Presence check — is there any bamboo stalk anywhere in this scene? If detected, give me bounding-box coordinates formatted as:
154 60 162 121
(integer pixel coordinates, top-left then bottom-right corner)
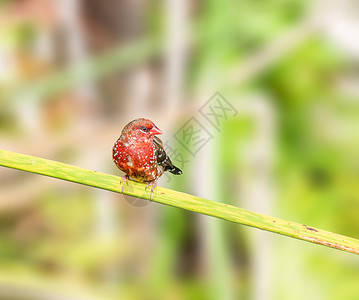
1 149 359 255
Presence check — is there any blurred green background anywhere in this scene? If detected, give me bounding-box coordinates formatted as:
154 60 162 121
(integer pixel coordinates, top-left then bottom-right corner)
1 0 359 299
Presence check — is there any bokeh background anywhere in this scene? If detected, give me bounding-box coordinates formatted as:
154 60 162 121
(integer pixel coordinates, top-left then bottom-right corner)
1 0 359 299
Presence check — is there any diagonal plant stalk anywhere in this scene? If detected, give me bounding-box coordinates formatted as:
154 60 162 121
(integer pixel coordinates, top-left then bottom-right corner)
1 149 359 255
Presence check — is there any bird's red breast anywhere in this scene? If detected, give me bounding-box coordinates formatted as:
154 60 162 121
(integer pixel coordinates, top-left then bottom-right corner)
113 118 168 183
113 136 162 182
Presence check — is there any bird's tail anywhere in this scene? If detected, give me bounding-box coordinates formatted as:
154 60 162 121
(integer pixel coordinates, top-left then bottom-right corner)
168 165 182 175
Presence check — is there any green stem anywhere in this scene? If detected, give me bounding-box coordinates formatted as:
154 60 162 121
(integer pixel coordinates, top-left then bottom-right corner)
1 149 359 255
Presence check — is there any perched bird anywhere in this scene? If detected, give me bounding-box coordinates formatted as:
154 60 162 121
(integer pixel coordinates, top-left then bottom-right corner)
113 118 182 200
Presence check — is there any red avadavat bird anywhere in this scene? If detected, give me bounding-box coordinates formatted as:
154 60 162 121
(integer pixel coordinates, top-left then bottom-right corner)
113 118 182 200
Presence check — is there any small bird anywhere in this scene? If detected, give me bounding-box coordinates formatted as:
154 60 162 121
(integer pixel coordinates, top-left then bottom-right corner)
113 118 182 200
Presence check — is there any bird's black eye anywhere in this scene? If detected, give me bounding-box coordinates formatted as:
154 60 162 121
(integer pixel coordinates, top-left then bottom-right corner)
140 126 149 132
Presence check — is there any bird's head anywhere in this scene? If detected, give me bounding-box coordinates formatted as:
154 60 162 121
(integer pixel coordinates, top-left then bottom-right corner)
121 118 162 144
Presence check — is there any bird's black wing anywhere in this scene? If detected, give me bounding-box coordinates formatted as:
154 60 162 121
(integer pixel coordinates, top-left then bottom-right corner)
153 136 182 175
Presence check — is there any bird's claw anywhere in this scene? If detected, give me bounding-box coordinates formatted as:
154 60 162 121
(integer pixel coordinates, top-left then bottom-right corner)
120 175 129 194
145 180 157 201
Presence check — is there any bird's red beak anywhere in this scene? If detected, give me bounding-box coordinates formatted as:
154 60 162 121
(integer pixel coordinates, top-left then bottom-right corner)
150 126 162 135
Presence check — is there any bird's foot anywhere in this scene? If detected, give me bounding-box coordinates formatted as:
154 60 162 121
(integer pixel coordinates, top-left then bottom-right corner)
120 175 129 193
145 180 157 201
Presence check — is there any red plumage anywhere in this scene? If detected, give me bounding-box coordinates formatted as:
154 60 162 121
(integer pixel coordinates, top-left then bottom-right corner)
113 118 182 200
